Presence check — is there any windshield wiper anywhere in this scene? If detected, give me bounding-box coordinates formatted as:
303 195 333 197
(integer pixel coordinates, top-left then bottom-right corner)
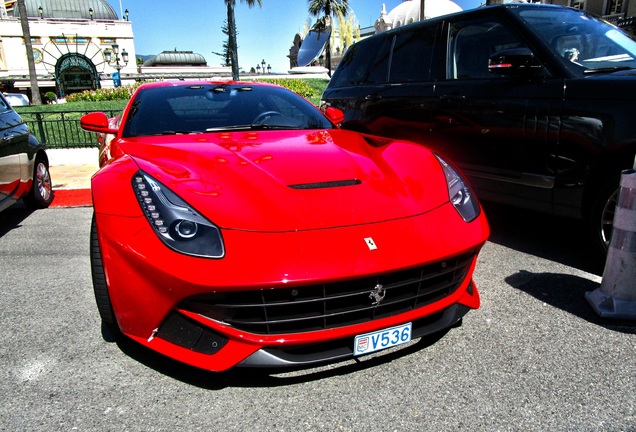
253 124 300 130
205 125 257 132
583 66 634 74
145 130 201 136
205 124 300 132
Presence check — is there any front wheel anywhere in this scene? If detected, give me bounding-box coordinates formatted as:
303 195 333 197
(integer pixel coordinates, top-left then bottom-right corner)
588 178 619 259
90 213 120 338
22 155 53 209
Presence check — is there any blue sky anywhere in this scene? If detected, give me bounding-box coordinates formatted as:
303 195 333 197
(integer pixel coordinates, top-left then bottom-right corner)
106 0 482 73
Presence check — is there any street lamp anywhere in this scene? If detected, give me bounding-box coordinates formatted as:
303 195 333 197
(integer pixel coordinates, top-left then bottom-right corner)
261 59 266 73
256 64 261 74
267 64 271 74
104 43 129 87
104 44 129 66
38 5 43 19
124 9 129 21
89 8 93 20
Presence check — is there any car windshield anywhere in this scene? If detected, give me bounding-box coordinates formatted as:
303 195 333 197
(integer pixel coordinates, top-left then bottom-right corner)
515 7 636 73
4 94 29 106
121 84 333 138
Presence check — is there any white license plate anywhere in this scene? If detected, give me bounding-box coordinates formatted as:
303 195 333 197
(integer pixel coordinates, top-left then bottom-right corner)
354 322 412 356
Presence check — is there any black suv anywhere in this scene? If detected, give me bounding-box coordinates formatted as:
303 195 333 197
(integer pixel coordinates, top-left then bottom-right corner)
321 4 636 256
0 93 52 212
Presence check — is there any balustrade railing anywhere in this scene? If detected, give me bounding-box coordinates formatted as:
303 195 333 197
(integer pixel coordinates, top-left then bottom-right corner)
16 109 121 149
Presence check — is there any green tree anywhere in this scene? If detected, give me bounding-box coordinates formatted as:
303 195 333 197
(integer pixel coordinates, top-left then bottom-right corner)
307 0 349 76
334 8 358 55
212 20 232 67
226 0 262 80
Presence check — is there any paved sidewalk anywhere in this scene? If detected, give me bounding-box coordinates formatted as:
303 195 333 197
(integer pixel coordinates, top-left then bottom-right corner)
47 148 98 190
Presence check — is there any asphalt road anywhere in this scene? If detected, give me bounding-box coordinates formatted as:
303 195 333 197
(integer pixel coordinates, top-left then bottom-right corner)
1 205 634 431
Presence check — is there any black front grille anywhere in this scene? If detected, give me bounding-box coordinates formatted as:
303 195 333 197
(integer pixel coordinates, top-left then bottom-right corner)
182 251 475 335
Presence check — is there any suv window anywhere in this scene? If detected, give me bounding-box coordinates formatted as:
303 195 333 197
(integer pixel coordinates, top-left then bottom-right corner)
515 7 636 72
330 34 393 87
389 25 438 83
447 18 528 80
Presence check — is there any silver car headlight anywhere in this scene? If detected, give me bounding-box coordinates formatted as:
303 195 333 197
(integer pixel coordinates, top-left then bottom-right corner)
435 155 481 223
132 171 225 258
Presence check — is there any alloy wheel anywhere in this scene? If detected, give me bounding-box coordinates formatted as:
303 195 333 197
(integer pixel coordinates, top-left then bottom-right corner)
35 161 52 202
600 188 618 248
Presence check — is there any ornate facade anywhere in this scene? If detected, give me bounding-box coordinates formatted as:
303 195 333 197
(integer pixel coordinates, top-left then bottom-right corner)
0 0 230 100
0 0 136 97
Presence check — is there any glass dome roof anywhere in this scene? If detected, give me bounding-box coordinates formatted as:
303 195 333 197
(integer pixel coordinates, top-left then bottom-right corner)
15 0 119 20
143 51 208 67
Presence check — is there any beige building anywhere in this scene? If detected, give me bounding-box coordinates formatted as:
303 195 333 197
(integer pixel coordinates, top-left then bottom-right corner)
374 0 462 33
0 0 137 97
376 0 636 30
0 0 230 100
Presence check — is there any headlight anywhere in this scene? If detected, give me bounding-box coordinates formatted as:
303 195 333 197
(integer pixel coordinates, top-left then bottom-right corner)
132 171 225 258
435 155 480 222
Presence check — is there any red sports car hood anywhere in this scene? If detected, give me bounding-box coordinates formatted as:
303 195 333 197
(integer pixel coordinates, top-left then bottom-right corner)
120 129 450 232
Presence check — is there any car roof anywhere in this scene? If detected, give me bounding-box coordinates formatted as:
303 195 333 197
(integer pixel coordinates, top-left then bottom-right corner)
3 93 29 104
135 80 281 91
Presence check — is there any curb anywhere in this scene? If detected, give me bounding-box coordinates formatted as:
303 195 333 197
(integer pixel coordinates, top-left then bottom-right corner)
50 188 93 208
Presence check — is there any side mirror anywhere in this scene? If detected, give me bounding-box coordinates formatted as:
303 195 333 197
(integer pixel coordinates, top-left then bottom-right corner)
324 106 345 125
488 48 543 77
80 112 119 134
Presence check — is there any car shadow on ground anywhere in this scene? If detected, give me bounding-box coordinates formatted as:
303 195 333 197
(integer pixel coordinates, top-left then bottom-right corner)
111 326 453 389
484 203 636 334
505 270 636 335
0 204 34 238
482 202 605 275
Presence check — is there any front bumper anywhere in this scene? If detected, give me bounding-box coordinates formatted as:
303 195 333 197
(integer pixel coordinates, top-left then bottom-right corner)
238 303 472 368
96 202 488 372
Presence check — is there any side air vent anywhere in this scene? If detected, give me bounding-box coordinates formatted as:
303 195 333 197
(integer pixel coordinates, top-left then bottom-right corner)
288 179 361 190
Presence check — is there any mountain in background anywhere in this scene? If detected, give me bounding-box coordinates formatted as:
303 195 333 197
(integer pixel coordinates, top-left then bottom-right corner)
135 54 155 64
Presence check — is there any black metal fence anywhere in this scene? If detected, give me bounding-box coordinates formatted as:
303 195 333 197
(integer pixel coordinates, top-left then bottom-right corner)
17 109 121 149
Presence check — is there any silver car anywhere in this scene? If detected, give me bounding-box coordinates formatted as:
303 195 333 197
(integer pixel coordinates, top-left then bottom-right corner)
0 93 52 212
3 93 30 107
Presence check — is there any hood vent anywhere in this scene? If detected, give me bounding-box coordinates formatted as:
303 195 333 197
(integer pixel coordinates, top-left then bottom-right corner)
288 179 361 190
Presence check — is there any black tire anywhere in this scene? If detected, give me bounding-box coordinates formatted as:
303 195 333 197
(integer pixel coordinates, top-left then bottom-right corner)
90 213 120 336
587 177 619 259
22 154 53 209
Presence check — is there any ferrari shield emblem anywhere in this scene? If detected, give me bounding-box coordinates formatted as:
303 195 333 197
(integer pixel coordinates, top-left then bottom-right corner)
364 237 377 250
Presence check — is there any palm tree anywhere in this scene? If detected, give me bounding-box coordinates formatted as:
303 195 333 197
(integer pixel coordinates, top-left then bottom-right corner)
226 0 262 80
307 0 349 76
16 0 42 104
